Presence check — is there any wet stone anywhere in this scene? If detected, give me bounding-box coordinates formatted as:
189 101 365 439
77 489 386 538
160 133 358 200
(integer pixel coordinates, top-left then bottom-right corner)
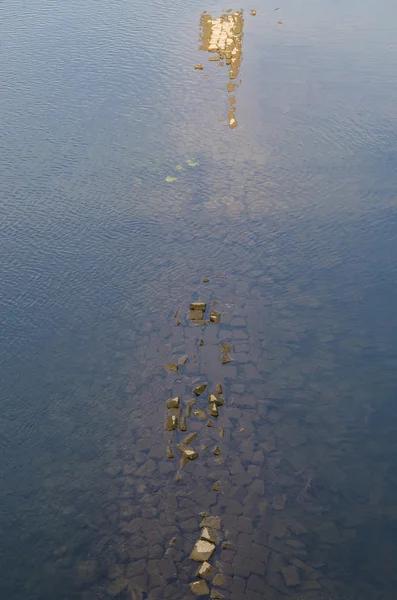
188 310 204 321
165 415 178 431
191 302 207 311
167 396 180 409
181 517 199 533
213 445 221 455
207 420 213 427
210 590 224 599
108 564 124 580
190 580 210 595
247 573 267 594
213 480 221 491
209 403 219 418
237 516 252 534
209 393 224 406
201 526 222 545
184 432 198 444
282 565 300 587
107 578 129 596
220 343 232 352
210 310 222 323
212 573 231 589
194 383 208 396
194 408 207 419
215 384 223 394
196 561 214 579
190 539 216 562
165 363 178 372
200 515 222 530
178 355 189 366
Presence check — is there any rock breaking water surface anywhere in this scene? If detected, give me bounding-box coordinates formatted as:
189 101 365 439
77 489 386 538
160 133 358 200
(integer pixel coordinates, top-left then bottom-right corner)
1 0 397 598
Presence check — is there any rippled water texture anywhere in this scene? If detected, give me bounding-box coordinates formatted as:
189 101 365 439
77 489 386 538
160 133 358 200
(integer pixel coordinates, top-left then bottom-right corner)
1 0 397 598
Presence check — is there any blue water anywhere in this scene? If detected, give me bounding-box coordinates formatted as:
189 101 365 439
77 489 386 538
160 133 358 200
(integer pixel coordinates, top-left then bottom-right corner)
1 0 397 598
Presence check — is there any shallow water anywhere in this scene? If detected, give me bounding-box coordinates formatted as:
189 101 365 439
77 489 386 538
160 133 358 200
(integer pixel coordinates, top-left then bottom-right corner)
1 0 397 598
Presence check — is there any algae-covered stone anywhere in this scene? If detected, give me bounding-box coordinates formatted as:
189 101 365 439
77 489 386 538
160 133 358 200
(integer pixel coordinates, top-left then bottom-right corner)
202 278 210 283
165 363 178 372
191 302 207 311
196 561 214 579
167 396 180 409
194 383 207 396
209 393 224 406
209 403 219 418
200 516 221 530
210 310 221 323
221 354 232 364
190 540 216 562
201 526 222 545
215 384 223 394
190 580 210 595
167 446 174 459
188 310 204 321
183 432 198 444
213 445 221 456
178 355 189 366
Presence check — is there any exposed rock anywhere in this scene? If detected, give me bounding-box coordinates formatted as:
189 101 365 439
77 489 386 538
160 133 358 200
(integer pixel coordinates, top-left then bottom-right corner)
183 432 198 444
195 64 204 70
200 516 221 530
221 541 231 549
221 353 232 364
210 590 224 599
191 302 207 311
167 446 174 459
196 561 214 579
188 310 204 320
251 9 257 15
176 319 181 325
219 426 225 439
199 339 204 346
177 444 198 460
209 393 224 406
209 403 219 418
179 416 187 431
164 363 178 372
210 310 222 323
190 580 210 595
165 415 178 431
194 383 208 396
167 396 180 409
213 481 221 491
201 526 222 545
282 565 300 587
213 445 221 455
178 355 189 366
169 537 177 546
215 383 223 394
190 539 216 561
194 408 207 419
212 573 230 588
202 278 210 282
207 419 213 427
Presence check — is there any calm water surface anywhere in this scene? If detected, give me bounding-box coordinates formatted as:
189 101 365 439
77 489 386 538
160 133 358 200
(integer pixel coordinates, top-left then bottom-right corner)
1 0 397 598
